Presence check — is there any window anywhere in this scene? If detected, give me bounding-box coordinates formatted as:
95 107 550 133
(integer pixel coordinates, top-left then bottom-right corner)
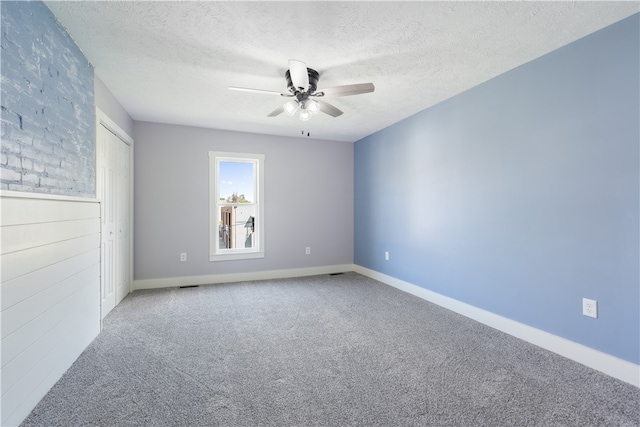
209 152 264 261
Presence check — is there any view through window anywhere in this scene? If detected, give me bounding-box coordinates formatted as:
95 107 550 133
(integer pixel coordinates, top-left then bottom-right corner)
209 152 264 261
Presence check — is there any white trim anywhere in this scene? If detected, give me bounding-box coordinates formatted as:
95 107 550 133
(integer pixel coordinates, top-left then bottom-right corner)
0 189 98 204
96 107 133 146
354 265 640 388
133 264 354 291
209 251 265 262
209 151 265 261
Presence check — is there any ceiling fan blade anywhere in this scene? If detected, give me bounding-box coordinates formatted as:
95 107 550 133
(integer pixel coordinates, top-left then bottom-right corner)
267 105 285 117
229 87 292 96
317 100 343 117
289 59 309 92
314 83 375 98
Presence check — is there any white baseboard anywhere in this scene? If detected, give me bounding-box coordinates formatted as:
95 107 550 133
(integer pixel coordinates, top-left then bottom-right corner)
133 264 354 291
353 265 640 388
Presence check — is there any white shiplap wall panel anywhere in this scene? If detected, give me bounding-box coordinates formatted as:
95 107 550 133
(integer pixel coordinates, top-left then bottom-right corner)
1 196 98 226
1 265 99 339
3 311 98 427
1 248 100 311
1 217 100 255
8 320 98 427
1 234 99 283
1 281 99 395
1 277 99 366
0 192 101 426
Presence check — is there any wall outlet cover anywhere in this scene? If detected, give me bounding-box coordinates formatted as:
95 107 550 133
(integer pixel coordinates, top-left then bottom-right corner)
583 298 597 318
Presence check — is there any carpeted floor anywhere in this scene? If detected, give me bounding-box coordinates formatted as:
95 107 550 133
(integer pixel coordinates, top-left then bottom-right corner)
21 272 640 426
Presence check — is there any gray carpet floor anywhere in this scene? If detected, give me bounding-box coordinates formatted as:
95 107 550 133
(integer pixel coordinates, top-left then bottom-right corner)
21 272 640 426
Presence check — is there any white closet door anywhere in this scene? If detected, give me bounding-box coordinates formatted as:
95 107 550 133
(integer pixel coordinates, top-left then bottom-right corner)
97 123 131 319
116 135 130 305
97 124 116 318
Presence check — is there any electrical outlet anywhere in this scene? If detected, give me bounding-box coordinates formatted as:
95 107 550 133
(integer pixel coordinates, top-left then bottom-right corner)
180 252 187 262
583 298 597 318
384 251 390 261
305 247 311 255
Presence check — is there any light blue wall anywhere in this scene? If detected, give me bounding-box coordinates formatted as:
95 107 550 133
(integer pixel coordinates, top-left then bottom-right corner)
1 1 95 197
354 14 639 364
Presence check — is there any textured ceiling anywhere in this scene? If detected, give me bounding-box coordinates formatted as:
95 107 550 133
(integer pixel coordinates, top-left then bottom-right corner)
45 1 638 142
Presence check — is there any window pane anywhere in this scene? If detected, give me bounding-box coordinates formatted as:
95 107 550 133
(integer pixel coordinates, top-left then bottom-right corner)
218 205 257 250
210 151 264 262
219 161 254 203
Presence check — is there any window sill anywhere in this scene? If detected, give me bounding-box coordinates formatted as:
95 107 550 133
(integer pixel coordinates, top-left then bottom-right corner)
209 251 265 262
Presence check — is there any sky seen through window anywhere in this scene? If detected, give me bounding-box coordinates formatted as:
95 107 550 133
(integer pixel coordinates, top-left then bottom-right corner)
219 161 254 202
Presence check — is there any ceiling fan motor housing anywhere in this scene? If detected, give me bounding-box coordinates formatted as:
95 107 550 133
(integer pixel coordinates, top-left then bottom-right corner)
286 68 319 95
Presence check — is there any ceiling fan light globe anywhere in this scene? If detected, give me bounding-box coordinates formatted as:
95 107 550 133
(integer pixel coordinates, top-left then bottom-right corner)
307 100 320 115
299 109 312 121
284 100 299 116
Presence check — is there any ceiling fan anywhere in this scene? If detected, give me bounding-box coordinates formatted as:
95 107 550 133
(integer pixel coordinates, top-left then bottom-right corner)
229 59 375 121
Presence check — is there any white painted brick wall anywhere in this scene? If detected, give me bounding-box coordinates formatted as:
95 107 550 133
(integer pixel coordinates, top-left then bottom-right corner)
0 1 95 197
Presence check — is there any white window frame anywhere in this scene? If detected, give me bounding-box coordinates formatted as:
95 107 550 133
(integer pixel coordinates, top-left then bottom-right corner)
209 151 265 262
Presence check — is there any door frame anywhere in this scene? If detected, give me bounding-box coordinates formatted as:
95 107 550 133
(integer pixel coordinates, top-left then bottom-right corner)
96 108 134 325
